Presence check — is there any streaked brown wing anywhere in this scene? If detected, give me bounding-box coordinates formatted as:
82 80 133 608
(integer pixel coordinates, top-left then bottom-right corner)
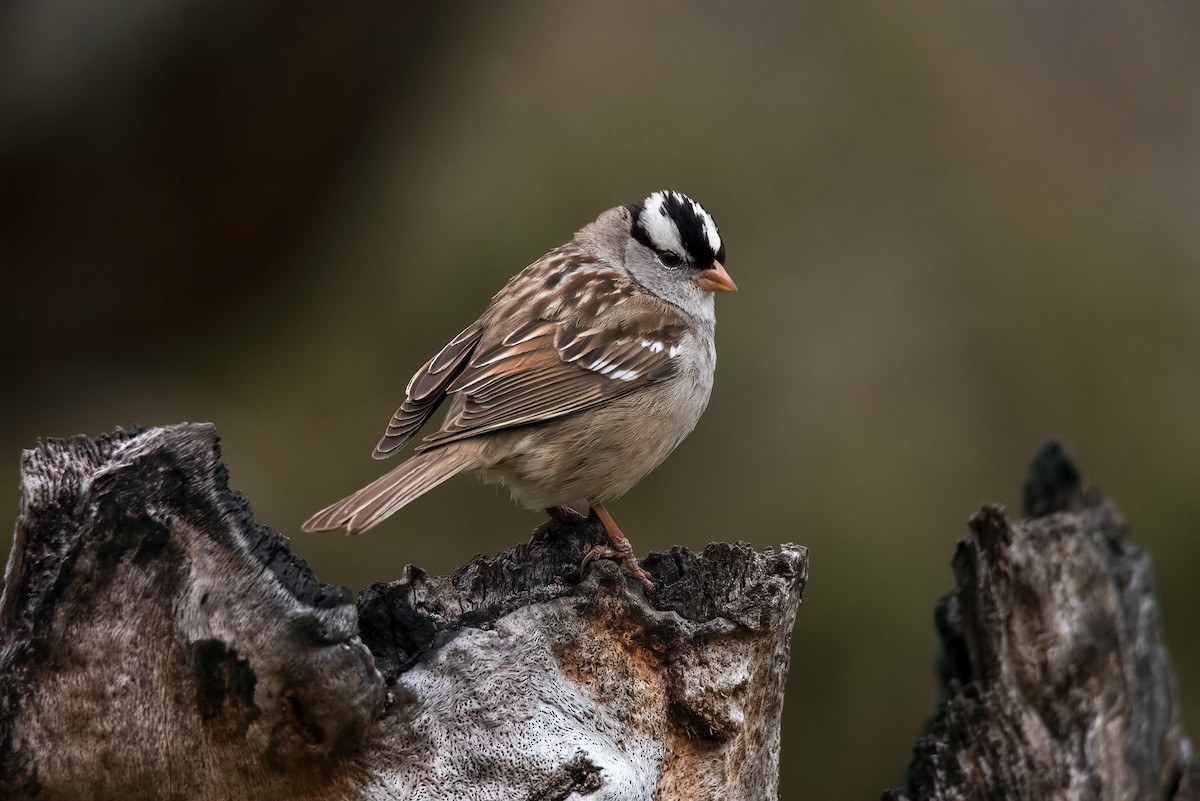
372 321 484 459
417 310 688 450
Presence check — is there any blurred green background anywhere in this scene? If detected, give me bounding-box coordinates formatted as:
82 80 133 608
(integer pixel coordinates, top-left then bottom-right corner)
2 2 1196 798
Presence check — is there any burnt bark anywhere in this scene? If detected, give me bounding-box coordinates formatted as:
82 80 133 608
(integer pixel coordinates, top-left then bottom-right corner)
0 424 806 800
2 426 1193 800
887 441 1196 801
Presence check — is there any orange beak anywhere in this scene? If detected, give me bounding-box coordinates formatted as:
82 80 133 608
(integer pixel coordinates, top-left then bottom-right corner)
697 260 737 293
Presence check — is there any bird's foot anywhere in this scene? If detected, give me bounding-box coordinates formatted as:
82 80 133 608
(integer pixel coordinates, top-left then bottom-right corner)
580 538 654 591
529 505 588 544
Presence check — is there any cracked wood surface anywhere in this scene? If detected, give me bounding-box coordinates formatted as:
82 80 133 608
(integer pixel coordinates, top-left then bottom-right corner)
2 426 1193 800
887 442 1196 801
0 424 806 801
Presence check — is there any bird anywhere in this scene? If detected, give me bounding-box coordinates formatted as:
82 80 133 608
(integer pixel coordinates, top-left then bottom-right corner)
302 190 736 589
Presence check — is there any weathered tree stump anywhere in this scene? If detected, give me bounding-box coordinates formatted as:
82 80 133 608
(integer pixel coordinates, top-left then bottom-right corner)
887 441 1197 801
2 426 1194 800
0 424 807 800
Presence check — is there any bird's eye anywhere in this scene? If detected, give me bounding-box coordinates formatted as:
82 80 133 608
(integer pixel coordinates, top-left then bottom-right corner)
657 250 683 269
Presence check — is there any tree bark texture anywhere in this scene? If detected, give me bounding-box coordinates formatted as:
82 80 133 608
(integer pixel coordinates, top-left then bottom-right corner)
2 427 1194 800
0 424 807 800
887 441 1197 801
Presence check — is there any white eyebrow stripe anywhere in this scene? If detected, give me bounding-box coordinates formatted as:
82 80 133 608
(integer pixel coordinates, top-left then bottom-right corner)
640 192 684 255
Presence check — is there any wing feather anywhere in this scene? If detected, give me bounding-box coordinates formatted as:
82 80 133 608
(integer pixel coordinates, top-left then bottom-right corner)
417 301 690 450
372 321 484 459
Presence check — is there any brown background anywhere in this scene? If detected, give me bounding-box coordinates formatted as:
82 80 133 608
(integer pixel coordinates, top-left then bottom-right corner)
2 3 1196 799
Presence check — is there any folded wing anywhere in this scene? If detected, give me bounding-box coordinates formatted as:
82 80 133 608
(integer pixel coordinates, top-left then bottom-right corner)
373 321 484 459
418 303 689 450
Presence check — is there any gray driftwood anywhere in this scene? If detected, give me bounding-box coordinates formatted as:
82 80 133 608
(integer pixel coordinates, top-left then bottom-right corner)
0 424 807 800
887 441 1197 801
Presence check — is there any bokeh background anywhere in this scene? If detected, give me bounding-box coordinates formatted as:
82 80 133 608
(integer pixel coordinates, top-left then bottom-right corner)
2 3 1196 798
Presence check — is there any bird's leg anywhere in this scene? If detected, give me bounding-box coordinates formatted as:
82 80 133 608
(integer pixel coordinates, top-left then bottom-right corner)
529 505 587 543
580 501 654 590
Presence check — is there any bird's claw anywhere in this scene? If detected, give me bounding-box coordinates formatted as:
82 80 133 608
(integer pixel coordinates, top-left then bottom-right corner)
580 540 654 591
529 505 588 544
529 520 557 544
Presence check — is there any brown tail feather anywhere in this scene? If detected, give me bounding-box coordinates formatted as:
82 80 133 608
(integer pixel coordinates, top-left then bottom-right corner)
302 445 479 534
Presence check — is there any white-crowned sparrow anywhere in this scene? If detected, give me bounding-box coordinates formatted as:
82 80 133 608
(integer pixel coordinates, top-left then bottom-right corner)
303 190 735 588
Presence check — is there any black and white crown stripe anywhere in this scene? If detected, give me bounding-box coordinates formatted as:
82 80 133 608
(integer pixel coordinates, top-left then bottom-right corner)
629 190 726 268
